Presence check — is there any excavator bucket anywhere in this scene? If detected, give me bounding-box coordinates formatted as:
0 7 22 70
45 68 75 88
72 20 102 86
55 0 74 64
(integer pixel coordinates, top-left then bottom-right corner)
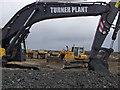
88 48 113 73
88 57 109 73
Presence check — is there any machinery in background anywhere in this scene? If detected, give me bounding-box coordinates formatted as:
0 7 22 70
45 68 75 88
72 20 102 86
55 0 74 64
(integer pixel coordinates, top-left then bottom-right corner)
58 45 88 68
26 50 38 59
26 50 48 59
26 40 48 59
38 50 48 59
59 45 88 61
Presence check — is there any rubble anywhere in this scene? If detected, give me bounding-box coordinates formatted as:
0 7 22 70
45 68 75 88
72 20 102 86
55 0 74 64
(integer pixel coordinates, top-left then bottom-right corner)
2 68 119 88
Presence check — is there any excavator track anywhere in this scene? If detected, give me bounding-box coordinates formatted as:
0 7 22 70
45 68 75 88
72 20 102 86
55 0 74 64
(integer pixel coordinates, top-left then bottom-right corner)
47 56 89 69
63 59 89 69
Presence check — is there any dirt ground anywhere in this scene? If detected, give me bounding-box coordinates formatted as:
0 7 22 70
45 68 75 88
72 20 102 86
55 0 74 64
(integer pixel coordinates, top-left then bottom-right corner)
1 54 120 89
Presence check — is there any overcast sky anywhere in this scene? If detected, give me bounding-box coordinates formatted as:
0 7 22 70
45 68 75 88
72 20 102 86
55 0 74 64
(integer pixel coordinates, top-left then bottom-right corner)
0 0 119 51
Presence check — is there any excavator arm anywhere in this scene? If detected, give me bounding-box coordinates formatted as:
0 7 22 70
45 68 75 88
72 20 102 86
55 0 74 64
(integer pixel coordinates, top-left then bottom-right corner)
0 1 119 72
2 2 110 41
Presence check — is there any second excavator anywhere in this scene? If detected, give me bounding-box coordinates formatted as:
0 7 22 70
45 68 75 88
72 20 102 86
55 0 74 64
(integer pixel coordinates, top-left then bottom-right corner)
58 45 88 68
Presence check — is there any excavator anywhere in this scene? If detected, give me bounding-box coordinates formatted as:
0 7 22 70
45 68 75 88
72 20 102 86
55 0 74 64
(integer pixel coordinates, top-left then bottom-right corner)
59 45 88 61
57 45 88 68
0 0 120 73
58 44 88 61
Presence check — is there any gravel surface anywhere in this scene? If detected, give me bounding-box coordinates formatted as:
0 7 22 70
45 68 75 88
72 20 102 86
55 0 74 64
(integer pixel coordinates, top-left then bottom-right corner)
2 55 120 89
2 68 120 88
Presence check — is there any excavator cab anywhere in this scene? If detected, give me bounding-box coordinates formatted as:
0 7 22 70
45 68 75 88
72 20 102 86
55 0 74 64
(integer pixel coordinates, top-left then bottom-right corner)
10 41 26 61
72 46 84 56
2 41 26 62
71 46 88 60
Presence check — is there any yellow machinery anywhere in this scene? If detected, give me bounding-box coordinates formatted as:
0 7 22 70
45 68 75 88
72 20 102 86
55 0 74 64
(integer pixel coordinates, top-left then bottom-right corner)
58 45 88 68
26 40 38 59
26 50 38 59
59 45 88 61
0 28 6 59
0 45 6 59
26 40 48 59
38 50 48 59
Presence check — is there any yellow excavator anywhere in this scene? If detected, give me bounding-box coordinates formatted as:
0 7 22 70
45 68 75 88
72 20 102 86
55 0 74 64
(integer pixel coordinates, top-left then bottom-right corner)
58 44 88 68
59 44 88 61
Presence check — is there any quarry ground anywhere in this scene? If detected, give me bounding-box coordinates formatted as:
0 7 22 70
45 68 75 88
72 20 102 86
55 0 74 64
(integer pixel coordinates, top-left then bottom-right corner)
1 53 120 89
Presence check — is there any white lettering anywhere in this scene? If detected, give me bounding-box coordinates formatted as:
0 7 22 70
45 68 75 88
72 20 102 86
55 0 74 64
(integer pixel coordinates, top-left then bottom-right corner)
72 7 75 13
50 7 54 13
50 7 88 13
72 7 88 13
84 7 88 12
50 7 71 13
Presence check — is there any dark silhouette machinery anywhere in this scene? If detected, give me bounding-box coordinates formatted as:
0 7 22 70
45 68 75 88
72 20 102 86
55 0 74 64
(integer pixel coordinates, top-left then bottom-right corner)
0 0 120 72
